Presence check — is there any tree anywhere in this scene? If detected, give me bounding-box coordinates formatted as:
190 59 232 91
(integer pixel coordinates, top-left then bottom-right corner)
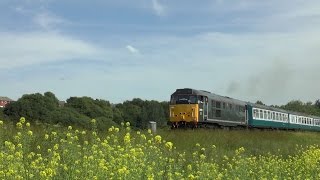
4 92 60 122
316 99 320 109
65 97 113 119
256 100 265 105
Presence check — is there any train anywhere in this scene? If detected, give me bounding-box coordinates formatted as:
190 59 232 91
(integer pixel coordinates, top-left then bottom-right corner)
169 88 320 131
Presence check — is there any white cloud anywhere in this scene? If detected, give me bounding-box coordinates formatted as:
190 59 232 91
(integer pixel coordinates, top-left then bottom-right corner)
126 45 139 54
0 32 101 69
152 0 166 16
33 12 66 30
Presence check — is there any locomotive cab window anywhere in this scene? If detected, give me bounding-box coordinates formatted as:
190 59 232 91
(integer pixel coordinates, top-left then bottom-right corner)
170 95 198 104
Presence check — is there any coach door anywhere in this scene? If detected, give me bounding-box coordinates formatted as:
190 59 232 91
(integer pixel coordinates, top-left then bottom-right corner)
199 96 208 121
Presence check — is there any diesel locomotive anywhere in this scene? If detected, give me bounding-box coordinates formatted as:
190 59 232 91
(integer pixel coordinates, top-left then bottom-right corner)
169 88 320 131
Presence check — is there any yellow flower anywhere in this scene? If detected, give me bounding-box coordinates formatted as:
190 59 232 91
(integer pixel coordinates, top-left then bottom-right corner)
26 122 30 127
0 121 3 126
19 117 26 123
165 142 174 151
54 144 59 150
126 122 130 126
68 126 72 130
91 119 96 124
200 154 206 160
16 122 23 129
155 135 162 143
124 133 131 144
27 130 33 136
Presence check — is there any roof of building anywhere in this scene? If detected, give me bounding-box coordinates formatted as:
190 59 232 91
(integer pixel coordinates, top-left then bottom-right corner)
0 96 14 101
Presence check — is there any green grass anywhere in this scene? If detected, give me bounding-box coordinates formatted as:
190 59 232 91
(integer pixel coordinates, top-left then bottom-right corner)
158 128 320 162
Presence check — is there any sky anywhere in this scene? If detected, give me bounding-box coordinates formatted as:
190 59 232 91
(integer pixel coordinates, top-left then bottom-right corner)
1 0 320 105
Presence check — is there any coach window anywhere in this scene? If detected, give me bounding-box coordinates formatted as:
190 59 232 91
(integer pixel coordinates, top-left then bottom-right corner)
222 102 226 109
259 110 263 119
267 111 271 120
304 117 307 124
255 109 259 119
253 109 257 118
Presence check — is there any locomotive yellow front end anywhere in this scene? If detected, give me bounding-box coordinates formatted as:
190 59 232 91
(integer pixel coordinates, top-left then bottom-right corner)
169 104 199 125
169 88 201 127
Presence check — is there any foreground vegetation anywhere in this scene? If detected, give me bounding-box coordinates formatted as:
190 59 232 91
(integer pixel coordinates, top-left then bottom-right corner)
1 117 320 179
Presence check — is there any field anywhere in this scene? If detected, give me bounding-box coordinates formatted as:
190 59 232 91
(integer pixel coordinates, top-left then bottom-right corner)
1 118 320 179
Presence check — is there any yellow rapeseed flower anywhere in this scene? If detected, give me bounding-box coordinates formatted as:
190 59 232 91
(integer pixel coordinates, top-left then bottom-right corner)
19 117 26 123
155 135 162 143
91 119 96 124
16 122 23 129
27 130 33 136
165 142 174 151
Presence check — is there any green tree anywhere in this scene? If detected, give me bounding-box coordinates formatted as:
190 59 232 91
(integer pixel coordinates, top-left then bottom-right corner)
256 100 265 105
65 97 113 119
4 92 59 122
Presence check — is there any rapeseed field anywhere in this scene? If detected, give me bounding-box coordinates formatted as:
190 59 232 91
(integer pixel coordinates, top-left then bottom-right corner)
1 117 320 179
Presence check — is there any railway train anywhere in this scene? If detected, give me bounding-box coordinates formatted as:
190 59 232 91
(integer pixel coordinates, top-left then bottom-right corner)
169 88 320 131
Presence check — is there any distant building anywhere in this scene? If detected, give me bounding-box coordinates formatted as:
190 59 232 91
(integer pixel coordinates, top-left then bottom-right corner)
0 96 14 108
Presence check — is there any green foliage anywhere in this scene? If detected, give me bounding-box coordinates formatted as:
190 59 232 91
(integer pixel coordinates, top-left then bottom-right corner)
95 116 118 131
315 99 320 109
256 100 265 105
112 107 124 124
4 92 59 122
116 98 169 129
0 108 4 120
65 97 113 119
44 107 91 127
281 100 320 116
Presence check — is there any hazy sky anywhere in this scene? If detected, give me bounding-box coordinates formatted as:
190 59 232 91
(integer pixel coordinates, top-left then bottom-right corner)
1 0 320 105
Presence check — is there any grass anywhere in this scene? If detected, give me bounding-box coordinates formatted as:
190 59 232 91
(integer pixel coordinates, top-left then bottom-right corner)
158 128 320 162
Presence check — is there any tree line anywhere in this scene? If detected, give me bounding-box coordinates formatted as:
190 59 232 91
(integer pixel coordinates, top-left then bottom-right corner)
0 92 169 130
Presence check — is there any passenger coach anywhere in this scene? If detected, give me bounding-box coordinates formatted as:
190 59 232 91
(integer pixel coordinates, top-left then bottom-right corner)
169 88 320 131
